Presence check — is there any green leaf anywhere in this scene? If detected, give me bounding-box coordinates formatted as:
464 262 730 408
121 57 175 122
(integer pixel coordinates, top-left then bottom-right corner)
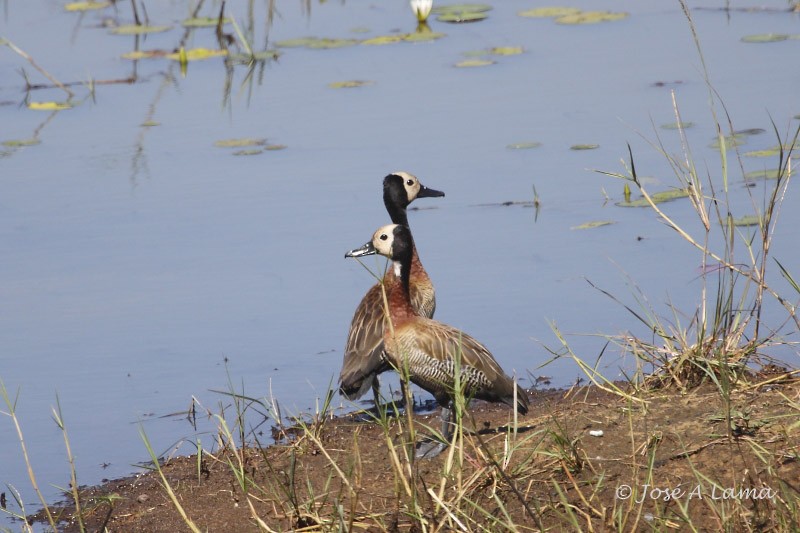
64 1 110 11
571 220 615 230
328 80 374 89
455 58 494 67
555 11 629 24
570 144 599 150
181 17 232 28
110 24 173 35
519 7 581 18
660 121 694 130
741 33 789 43
214 138 267 148
507 142 542 150
2 138 41 147
731 215 760 227
616 188 689 207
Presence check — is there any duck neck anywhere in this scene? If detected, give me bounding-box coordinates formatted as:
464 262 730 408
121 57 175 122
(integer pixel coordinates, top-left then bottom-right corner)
387 257 415 323
385 199 410 227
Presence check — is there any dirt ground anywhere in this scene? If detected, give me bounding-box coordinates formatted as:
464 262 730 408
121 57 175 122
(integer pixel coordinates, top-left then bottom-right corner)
29 375 800 532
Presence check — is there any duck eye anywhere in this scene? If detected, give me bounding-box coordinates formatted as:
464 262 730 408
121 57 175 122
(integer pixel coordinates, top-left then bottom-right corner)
380 234 388 241
406 179 414 186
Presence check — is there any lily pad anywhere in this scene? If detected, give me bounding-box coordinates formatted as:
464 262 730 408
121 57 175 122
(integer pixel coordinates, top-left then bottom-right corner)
166 48 228 61
121 50 169 60
328 80 374 89
734 128 766 136
744 169 785 180
455 58 494 67
732 215 760 227
361 35 405 45
265 144 287 151
709 134 747 149
616 188 690 207
572 220 615 230
27 101 72 111
555 11 629 24
307 38 360 49
518 7 581 18
214 138 267 148
110 24 173 35
2 138 41 147
228 51 281 64
438 11 488 23
570 144 599 150
432 4 492 14
741 33 789 43
661 121 694 130
65 1 110 11
488 46 524 56
403 31 447 43
141 120 160 127
275 37 359 49
232 149 264 156
181 17 232 27
507 142 542 150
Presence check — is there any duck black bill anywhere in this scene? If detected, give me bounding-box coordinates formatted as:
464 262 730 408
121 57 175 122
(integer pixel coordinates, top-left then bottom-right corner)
416 185 445 198
345 241 377 258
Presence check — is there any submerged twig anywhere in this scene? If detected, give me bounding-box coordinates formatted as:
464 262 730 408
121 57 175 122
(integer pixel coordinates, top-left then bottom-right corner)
3 39 74 98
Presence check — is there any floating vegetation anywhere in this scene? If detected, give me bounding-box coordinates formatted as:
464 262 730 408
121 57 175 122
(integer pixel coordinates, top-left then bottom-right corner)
732 215 760 227
2 138 41 147
709 133 748 149
507 142 542 150
433 4 491 23
228 51 281 64
741 33 789 43
570 144 599 150
64 1 110 11
110 24 173 35
361 35 405 45
572 220 615 230
181 17 232 28
744 168 784 180
328 80 374 89
275 37 359 49
214 138 268 148
555 11 629 24
402 31 446 43
488 46 523 56
661 121 694 130
350 27 371 34
616 188 690 207
141 121 160 127
27 101 73 111
265 144 287 151
232 149 264 156
455 58 494 67
121 50 169 60
518 7 581 18
734 128 766 136
166 48 228 61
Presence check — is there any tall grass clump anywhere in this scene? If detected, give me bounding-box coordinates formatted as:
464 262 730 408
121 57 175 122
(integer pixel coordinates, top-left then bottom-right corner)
588 0 799 395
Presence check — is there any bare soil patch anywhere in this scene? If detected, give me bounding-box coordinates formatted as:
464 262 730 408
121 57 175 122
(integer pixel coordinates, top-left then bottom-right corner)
33 377 800 532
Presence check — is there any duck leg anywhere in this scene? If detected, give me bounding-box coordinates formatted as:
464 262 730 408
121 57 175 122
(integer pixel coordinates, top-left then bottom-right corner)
415 404 454 459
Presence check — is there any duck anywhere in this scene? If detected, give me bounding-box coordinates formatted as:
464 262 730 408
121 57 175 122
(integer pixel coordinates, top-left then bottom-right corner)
345 223 529 458
339 172 445 406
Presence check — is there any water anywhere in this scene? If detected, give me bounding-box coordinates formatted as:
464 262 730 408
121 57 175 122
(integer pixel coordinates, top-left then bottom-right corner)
1 0 799 524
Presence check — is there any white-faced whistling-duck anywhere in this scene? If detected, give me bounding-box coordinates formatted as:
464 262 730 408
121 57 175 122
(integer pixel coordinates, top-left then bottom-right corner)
339 172 445 407
345 224 529 458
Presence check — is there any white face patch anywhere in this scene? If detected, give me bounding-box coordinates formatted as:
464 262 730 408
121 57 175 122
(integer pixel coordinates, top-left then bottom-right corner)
393 261 402 277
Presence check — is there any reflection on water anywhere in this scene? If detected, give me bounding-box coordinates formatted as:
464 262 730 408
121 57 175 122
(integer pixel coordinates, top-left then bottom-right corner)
1 0 799 522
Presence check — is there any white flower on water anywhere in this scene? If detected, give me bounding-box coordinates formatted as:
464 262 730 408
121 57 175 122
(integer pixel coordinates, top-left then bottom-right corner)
410 0 433 22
